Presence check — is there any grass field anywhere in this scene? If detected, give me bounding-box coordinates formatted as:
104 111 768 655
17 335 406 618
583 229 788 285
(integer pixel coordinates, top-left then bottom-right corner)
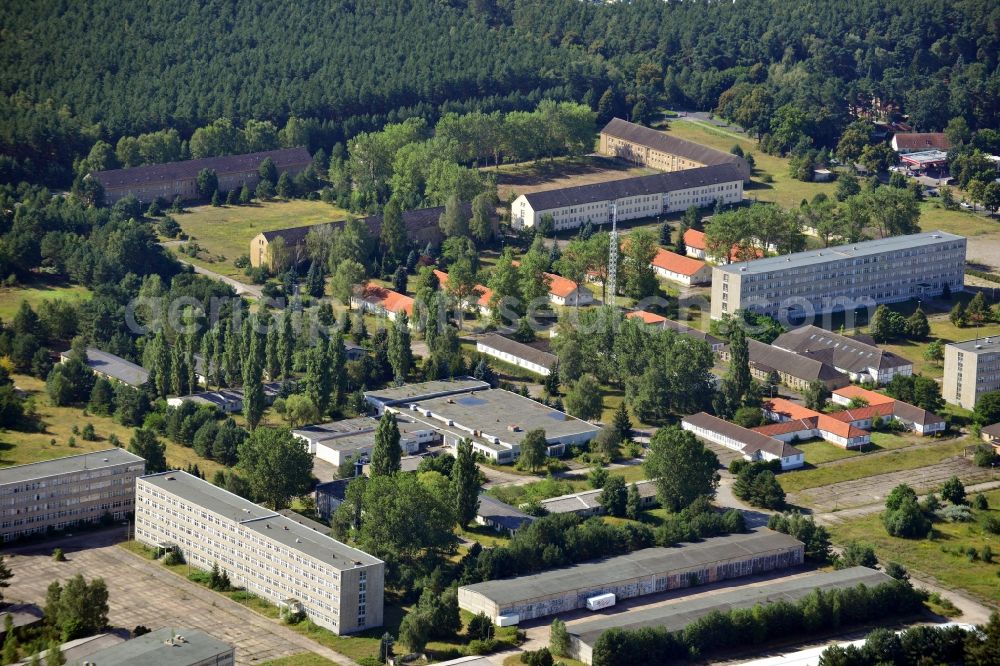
796 432 931 466
919 201 1000 238
0 374 225 477
778 439 968 494
168 199 348 279
0 279 91 321
661 120 837 209
264 655 339 666
828 488 1000 603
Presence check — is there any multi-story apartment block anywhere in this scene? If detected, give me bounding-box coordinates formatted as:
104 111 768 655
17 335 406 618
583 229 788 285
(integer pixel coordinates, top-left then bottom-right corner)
0 449 145 543
598 118 752 180
710 231 966 320
511 164 744 232
944 336 1000 411
135 471 384 635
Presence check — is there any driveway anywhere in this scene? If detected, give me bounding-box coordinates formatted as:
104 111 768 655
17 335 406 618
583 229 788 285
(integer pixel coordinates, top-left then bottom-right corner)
3 529 358 666
175 256 263 299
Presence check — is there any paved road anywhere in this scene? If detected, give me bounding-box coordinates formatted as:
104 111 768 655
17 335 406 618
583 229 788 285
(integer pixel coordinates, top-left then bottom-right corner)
174 255 264 299
3 529 359 666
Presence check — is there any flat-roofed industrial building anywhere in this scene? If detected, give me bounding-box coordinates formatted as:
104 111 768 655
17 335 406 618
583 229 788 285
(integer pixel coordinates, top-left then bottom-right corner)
1 449 145 543
457 530 803 624
710 231 966 320
135 471 384 635
566 566 892 664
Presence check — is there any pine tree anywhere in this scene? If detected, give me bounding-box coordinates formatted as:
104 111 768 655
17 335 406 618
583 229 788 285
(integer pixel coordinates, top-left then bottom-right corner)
612 402 633 442
949 301 967 327
211 189 221 206
451 439 480 528
239 183 252 205
0 557 13 603
967 292 988 324
905 307 930 340
276 171 293 199
543 363 560 396
370 411 401 477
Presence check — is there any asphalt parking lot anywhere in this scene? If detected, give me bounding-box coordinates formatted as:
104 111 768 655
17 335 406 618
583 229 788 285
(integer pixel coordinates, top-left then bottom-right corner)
2 529 355 665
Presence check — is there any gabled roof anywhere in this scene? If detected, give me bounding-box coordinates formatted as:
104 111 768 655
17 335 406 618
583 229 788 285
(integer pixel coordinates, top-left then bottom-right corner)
773 325 912 374
600 118 751 179
982 423 1000 438
478 334 557 369
832 385 896 406
651 248 707 276
357 285 414 316
744 339 848 384
545 272 583 299
891 401 945 426
477 493 535 532
684 228 706 250
826 403 895 423
763 397 820 422
892 132 951 151
683 411 802 460
521 163 745 211
627 310 667 325
92 147 311 190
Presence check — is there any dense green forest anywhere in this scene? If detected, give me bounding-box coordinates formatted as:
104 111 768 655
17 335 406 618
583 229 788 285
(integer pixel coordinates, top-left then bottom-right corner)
1 0 998 186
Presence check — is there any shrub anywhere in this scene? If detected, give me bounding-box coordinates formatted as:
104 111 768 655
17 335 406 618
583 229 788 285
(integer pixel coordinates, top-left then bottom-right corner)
985 515 1000 534
936 504 974 523
52 548 65 562
973 493 989 510
163 549 185 566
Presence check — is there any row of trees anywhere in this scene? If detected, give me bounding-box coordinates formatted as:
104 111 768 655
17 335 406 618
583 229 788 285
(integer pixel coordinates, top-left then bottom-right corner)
590 578 925 665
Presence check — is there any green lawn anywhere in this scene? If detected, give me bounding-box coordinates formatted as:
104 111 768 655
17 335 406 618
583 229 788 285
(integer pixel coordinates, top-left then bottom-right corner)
168 199 348 279
779 438 969 494
828 488 1000 603
0 374 226 477
264 655 340 666
662 120 837 209
0 279 91 321
919 201 1000 238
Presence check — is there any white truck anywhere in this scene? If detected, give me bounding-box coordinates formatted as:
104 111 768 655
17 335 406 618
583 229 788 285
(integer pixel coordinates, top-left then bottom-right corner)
585 592 616 611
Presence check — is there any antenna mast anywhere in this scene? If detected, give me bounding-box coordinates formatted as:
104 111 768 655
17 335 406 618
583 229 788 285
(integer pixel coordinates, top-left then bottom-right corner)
607 202 618 308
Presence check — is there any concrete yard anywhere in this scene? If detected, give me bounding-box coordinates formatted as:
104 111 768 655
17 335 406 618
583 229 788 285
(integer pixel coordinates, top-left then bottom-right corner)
2 529 357 666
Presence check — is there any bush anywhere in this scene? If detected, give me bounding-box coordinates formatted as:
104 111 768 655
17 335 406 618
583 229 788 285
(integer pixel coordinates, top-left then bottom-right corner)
52 547 66 561
936 504 974 522
163 549 186 566
985 515 1000 534
973 493 989 510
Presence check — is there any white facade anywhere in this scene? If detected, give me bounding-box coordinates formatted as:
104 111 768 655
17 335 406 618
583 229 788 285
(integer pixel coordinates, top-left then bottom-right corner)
651 261 713 286
135 472 384 635
681 416 804 470
512 180 743 231
475 341 553 376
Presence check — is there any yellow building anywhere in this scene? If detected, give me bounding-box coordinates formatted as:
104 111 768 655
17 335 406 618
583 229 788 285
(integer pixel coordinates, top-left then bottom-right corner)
598 117 751 180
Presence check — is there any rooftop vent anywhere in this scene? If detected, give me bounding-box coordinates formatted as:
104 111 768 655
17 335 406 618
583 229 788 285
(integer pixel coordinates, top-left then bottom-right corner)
283 525 289 530
166 476 176 481
295 538 302 543
102 458 109 462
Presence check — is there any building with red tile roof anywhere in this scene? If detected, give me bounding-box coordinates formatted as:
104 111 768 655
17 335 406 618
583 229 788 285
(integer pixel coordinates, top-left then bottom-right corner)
650 248 712 285
350 285 414 323
433 269 494 315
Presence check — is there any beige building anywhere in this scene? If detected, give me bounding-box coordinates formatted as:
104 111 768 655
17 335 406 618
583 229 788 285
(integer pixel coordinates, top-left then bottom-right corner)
135 471 384 635
1 449 145 543
599 118 751 180
711 231 966 320
511 164 743 232
944 336 1000 411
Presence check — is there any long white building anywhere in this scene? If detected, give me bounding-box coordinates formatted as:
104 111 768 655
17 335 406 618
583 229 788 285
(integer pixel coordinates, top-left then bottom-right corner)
710 231 966 320
135 471 384 635
511 164 744 232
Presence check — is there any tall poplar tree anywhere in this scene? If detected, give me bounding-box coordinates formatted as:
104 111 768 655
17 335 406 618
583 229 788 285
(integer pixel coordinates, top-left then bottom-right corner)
388 312 413 383
370 411 401 476
278 309 294 379
452 438 480 528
